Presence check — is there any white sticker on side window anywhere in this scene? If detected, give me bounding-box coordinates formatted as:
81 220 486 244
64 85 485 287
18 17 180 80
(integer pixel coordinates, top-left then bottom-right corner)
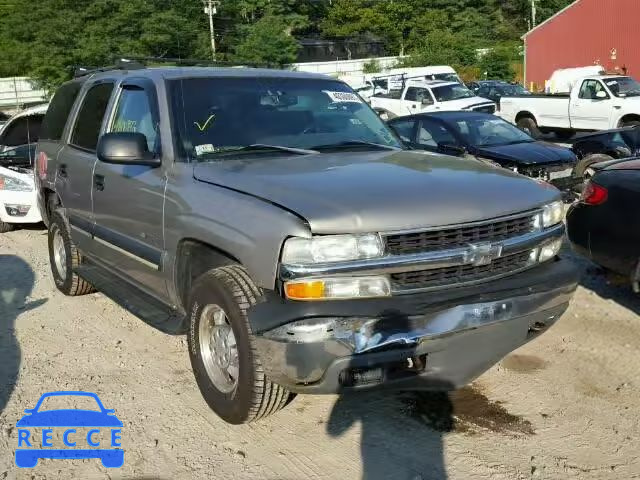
323 91 362 103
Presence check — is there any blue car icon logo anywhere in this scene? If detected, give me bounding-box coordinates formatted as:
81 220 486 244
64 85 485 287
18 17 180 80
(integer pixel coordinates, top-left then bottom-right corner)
15 391 123 468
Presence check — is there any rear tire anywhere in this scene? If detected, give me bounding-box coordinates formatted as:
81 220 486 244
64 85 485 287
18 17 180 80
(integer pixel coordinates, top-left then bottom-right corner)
517 117 542 139
48 210 95 296
575 153 613 179
187 265 292 424
0 220 14 233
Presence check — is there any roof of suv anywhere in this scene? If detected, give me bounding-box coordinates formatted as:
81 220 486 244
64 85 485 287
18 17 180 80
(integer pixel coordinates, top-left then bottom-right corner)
83 66 331 83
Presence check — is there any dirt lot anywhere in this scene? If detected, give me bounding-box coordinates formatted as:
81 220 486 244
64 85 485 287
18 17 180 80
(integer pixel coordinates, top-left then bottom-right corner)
1 226 639 480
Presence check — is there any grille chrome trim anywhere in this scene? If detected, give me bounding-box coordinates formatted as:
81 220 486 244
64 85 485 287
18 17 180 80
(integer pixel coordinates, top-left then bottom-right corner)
279 223 564 281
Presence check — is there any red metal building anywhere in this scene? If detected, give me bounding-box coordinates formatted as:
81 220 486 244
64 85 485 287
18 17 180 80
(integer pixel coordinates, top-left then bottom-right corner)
524 0 640 90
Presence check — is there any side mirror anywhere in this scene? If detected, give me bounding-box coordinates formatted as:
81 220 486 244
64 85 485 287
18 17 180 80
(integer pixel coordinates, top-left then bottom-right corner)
97 132 160 167
596 91 608 99
438 142 466 156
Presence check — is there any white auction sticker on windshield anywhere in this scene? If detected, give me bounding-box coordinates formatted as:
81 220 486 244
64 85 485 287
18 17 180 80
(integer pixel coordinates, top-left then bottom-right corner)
323 91 362 103
195 144 216 156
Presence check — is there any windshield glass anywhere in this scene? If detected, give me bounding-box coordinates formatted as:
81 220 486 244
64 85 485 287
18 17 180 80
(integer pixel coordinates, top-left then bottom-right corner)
502 85 530 96
431 84 475 102
450 117 534 147
432 73 461 83
603 77 640 97
170 77 401 160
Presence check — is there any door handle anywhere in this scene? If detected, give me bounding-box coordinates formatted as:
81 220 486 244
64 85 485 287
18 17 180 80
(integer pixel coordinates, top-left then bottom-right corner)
94 174 105 191
58 164 68 178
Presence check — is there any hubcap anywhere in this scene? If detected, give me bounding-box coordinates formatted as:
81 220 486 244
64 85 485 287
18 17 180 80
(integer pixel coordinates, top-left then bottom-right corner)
52 227 67 278
199 304 239 393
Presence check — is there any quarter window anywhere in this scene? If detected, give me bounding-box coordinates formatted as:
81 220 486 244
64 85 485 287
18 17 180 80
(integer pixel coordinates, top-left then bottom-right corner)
40 81 82 141
71 82 114 151
110 87 159 153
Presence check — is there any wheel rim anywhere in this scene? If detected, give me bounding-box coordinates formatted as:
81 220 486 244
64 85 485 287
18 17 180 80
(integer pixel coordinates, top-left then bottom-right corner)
199 304 239 393
52 227 67 278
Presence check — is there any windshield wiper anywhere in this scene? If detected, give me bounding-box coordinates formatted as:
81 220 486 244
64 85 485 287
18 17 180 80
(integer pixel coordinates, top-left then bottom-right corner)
200 144 318 158
310 140 398 151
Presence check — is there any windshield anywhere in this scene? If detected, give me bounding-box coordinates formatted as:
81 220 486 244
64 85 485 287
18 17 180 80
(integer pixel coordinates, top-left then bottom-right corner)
431 84 475 102
432 73 461 83
603 77 640 97
450 117 534 147
170 77 401 160
502 85 530 96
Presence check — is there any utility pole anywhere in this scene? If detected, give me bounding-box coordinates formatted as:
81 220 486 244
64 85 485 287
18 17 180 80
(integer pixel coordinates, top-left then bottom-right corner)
531 0 537 28
203 0 220 61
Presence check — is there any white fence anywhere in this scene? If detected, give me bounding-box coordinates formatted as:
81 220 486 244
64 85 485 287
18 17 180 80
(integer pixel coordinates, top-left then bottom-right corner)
0 77 47 111
292 56 403 77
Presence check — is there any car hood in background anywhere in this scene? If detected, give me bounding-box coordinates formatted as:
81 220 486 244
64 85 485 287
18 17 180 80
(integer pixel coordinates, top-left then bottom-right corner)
435 97 494 111
476 141 577 167
193 150 560 234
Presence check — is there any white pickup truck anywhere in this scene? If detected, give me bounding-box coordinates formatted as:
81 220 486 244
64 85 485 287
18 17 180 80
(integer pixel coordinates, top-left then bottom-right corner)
501 75 640 139
369 80 496 120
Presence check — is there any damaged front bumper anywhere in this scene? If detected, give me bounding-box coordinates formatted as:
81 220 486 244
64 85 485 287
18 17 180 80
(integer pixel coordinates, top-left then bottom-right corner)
250 258 578 393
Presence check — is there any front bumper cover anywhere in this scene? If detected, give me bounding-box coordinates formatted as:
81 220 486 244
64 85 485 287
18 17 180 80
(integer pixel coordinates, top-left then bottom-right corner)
250 258 578 394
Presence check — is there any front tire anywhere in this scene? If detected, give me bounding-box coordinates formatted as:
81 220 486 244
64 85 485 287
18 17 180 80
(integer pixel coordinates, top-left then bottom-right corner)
0 220 14 233
48 211 95 296
187 265 292 424
517 117 542 139
575 153 613 179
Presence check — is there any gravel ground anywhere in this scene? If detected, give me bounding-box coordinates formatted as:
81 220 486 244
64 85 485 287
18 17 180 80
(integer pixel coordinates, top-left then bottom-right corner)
1 226 640 480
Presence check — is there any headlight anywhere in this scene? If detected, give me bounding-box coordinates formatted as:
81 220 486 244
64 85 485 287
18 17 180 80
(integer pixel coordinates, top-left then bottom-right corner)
533 200 564 229
0 174 32 192
284 276 391 301
538 238 563 262
281 234 384 265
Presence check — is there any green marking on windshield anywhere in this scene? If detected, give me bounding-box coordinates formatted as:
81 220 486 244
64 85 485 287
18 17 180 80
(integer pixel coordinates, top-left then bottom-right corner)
194 114 216 132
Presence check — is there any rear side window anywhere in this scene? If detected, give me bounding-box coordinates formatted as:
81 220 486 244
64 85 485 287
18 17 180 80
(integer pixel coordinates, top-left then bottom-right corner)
1 114 44 147
40 82 82 141
71 83 114 151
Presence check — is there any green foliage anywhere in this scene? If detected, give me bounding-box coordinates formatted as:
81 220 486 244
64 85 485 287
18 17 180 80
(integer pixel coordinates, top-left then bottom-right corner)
0 0 575 91
233 15 300 66
479 46 519 81
362 59 381 74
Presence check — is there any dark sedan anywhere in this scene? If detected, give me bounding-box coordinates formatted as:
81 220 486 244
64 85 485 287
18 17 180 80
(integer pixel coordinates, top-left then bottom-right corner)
567 158 640 291
467 81 531 110
388 111 577 190
571 126 640 178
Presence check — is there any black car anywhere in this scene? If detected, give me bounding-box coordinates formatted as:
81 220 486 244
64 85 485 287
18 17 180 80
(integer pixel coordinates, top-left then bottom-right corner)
467 81 531 110
567 158 640 290
387 111 577 190
571 126 640 178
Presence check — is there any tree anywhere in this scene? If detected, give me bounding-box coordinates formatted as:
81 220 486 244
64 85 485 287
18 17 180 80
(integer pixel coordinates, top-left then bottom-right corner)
233 15 300 66
479 46 518 81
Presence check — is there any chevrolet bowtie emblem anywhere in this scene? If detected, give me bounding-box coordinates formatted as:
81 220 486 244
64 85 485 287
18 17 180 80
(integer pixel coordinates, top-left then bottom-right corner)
464 242 503 266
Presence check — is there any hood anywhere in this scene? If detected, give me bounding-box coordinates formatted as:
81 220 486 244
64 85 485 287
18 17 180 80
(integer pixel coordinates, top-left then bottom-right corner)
435 96 494 111
476 141 577 167
193 150 560 234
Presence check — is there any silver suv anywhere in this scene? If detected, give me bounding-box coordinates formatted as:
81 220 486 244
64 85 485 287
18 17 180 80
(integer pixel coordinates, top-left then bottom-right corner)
36 65 578 424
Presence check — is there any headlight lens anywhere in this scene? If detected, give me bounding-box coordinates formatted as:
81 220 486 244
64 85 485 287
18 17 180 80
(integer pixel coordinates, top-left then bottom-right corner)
539 238 563 262
284 276 391 301
534 200 564 229
0 174 32 192
282 234 384 265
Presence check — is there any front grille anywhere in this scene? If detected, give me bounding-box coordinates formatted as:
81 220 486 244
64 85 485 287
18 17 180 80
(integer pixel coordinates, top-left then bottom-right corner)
385 214 535 255
391 251 532 290
473 104 496 114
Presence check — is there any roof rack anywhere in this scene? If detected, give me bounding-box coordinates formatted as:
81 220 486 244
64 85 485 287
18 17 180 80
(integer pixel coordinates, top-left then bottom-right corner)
72 56 285 78
73 58 145 78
